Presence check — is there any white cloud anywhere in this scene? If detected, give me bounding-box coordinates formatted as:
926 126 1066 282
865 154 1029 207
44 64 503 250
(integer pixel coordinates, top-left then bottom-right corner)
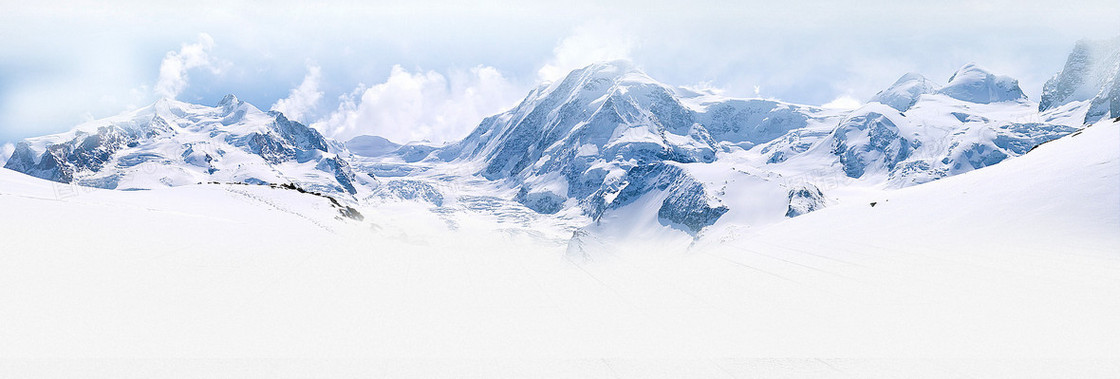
271 64 323 123
679 81 726 96
822 95 862 110
537 21 636 82
154 33 219 99
0 143 14 166
314 65 524 144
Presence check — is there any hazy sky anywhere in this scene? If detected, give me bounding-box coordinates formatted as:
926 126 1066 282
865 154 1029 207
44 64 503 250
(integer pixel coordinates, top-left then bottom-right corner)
1 0 1118 147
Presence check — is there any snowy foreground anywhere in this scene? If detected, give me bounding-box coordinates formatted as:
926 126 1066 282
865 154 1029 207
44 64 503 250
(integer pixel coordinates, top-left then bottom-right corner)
1 121 1118 377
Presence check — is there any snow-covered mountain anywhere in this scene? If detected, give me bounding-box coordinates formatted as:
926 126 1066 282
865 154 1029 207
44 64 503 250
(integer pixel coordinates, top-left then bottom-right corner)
867 72 939 112
3 39 1114 239
869 63 1028 112
770 91 1076 187
733 63 1079 188
3 95 366 196
1039 36 1120 123
425 60 830 232
939 63 1027 104
379 60 1081 237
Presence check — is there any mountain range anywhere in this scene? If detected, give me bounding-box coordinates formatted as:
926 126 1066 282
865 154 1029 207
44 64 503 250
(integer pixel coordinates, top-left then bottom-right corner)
2 36 1119 371
4 37 1118 246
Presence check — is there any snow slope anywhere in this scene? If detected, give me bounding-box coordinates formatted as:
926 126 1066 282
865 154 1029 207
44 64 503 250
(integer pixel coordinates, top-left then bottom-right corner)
0 119 1116 377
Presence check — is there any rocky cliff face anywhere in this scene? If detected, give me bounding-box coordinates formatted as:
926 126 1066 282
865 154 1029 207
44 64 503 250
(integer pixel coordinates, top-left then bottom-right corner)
785 183 828 218
1040 37 1120 123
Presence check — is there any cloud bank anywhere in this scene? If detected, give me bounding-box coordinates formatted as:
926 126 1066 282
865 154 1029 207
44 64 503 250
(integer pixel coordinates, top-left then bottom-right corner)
154 33 220 99
0 142 13 166
822 95 862 110
537 21 635 82
313 65 524 144
313 22 637 144
4 4 1119 147
271 64 323 124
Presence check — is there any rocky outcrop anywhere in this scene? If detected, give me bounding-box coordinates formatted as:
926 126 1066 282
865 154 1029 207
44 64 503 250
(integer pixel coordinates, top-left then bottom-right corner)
785 183 827 218
1039 38 1120 123
586 162 727 234
828 105 918 179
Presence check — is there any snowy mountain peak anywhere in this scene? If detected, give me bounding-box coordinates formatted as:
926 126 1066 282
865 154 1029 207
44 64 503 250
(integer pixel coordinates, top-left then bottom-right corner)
945 63 981 83
870 64 1028 111
544 60 665 103
1039 37 1120 123
938 63 1027 104
217 93 241 107
869 72 939 111
897 72 929 82
427 61 830 232
566 59 644 82
150 96 187 114
3 96 360 196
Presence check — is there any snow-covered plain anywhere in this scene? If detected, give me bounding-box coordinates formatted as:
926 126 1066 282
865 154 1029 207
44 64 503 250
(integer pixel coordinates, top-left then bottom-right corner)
1 112 1117 377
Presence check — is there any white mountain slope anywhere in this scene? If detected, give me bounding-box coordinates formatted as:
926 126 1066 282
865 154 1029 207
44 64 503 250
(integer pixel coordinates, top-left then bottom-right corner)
3 95 366 196
709 117 1119 251
1040 36 1120 123
0 119 1115 378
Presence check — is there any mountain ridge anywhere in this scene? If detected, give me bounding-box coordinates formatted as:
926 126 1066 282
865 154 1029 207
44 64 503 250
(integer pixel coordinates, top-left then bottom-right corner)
3 95 364 195
4 39 1114 237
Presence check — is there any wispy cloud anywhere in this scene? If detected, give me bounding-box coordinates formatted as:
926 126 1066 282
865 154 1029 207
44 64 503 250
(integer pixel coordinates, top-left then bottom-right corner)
313 65 524 144
313 23 638 144
821 95 862 110
271 63 323 124
537 20 636 82
0 142 14 166
154 33 221 99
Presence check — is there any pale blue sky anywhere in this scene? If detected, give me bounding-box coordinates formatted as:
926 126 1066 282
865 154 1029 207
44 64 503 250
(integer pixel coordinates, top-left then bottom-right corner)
1 0 1118 146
